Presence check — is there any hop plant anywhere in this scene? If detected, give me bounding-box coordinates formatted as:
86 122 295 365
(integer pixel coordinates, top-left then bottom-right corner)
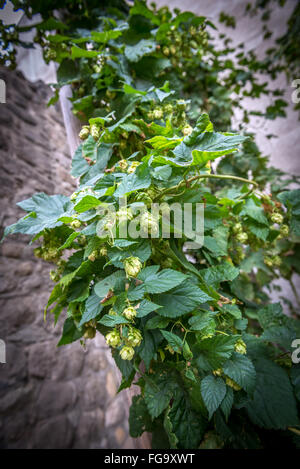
117 207 133 224
84 326 96 340
140 211 159 236
123 306 137 321
271 212 284 224
79 126 90 140
90 124 101 140
88 250 98 262
119 159 128 171
236 232 248 244
105 330 121 348
182 125 193 136
235 339 247 355
128 161 140 174
120 346 135 361
124 257 142 278
71 219 81 229
280 224 289 237
127 327 143 347
225 377 242 391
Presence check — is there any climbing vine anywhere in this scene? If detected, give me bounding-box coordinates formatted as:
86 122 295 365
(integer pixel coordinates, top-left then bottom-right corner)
1 0 300 449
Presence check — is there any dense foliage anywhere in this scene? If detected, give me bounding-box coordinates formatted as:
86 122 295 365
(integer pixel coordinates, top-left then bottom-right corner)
1 0 300 449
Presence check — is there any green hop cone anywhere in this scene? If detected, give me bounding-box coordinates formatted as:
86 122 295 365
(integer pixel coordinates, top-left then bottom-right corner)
153 108 163 120
123 306 137 321
212 368 223 377
127 327 142 347
232 222 243 233
264 256 273 268
235 339 247 355
270 212 284 224
119 159 128 171
164 103 173 114
182 125 193 136
117 207 133 224
49 270 60 282
90 124 101 140
236 232 248 244
135 192 152 208
84 327 96 340
273 255 282 267
140 211 159 236
79 126 90 140
225 376 241 391
120 346 135 361
127 161 140 174
124 257 142 278
71 219 81 229
105 330 121 348
99 246 107 257
34 247 43 258
280 224 289 237
88 250 98 262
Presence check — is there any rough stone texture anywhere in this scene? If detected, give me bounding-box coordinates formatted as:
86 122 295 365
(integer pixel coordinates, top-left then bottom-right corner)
0 66 138 449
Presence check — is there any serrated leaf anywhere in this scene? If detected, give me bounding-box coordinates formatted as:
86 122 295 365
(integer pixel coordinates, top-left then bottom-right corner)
78 292 103 327
160 330 183 353
98 313 129 326
201 375 227 419
246 358 299 429
125 39 156 62
136 299 162 318
195 335 238 371
154 280 212 318
223 352 256 393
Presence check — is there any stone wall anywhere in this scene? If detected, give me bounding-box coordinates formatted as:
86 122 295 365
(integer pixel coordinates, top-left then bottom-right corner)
0 67 137 449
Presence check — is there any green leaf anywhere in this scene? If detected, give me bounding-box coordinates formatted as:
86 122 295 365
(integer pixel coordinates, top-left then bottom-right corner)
195 335 238 371
94 271 125 298
74 195 102 213
241 198 269 226
71 45 101 59
4 193 69 238
160 330 183 353
98 314 129 326
78 292 103 327
145 316 170 330
137 330 157 370
220 387 234 420
246 358 299 429
168 393 206 449
129 395 153 438
58 232 79 251
154 280 212 318
136 299 162 318
223 352 256 393
71 144 89 178
201 262 239 286
144 379 173 419
188 311 216 331
57 318 83 346
114 163 151 197
201 375 227 419
164 406 179 449
124 39 156 62
138 268 187 294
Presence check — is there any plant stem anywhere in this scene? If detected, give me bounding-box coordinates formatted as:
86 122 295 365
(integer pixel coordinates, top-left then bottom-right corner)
154 173 258 200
